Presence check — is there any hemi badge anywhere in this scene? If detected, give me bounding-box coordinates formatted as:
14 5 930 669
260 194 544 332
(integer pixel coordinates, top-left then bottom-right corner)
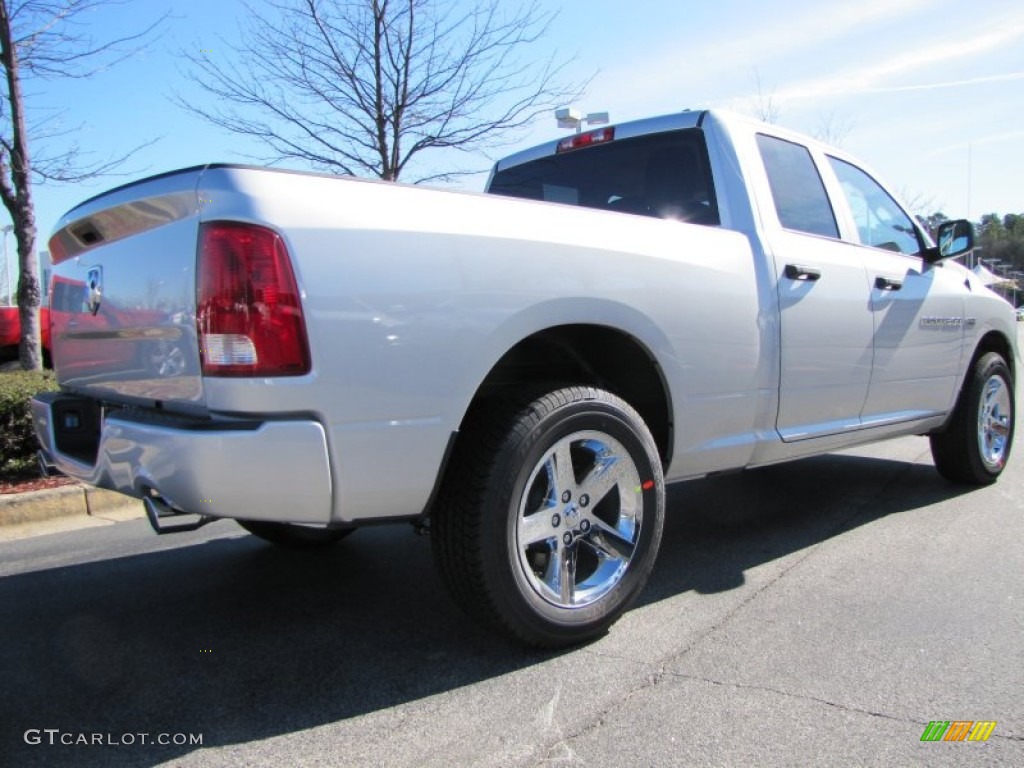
920 317 962 328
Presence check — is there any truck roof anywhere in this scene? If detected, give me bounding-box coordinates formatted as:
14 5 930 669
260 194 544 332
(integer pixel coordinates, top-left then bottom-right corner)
493 109 708 173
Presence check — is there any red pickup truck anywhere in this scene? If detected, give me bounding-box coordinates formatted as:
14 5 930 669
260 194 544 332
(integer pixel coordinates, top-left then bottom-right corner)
0 305 50 364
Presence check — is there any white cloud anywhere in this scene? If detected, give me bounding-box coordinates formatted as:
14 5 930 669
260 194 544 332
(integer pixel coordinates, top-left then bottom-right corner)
929 129 1024 156
863 71 1024 95
590 0 941 115
773 24 1024 101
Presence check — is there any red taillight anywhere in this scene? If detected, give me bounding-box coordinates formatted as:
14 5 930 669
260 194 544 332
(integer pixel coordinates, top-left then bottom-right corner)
556 127 615 154
197 222 310 376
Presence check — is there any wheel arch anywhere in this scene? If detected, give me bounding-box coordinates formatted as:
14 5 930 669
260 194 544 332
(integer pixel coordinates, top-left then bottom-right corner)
457 324 674 467
929 330 1015 484
971 330 1016 383
933 328 1017 438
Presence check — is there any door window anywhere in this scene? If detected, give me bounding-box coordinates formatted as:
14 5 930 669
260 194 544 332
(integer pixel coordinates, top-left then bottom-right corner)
828 157 921 255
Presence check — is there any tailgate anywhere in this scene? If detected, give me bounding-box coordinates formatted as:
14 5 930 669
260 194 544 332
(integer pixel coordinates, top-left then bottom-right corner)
48 168 206 408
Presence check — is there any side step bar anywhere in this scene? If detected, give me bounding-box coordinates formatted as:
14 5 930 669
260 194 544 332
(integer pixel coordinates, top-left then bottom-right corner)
143 494 216 535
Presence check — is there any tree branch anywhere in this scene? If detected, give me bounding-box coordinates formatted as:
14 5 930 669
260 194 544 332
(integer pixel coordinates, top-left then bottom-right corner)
178 0 588 182
0 0 166 369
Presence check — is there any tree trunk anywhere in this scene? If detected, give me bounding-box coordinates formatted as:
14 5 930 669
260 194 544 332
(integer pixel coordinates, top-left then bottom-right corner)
16 230 41 370
0 1 42 370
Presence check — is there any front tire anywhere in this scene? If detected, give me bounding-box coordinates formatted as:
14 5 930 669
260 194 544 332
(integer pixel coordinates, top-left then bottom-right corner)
432 387 665 648
930 351 1015 485
237 520 355 548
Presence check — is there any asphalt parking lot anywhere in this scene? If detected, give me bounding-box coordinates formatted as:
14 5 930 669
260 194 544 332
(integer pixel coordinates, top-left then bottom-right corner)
1 423 1021 767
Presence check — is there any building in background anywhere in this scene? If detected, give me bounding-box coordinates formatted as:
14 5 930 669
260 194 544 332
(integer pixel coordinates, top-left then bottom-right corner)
0 248 50 307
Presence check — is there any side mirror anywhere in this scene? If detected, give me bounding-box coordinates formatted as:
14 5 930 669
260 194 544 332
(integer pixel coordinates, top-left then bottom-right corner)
924 219 974 264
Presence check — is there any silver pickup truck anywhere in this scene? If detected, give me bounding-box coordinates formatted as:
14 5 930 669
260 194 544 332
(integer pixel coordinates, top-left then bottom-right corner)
33 109 1017 646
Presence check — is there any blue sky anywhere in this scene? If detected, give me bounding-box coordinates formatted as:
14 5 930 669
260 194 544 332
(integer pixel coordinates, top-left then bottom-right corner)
16 0 1024 246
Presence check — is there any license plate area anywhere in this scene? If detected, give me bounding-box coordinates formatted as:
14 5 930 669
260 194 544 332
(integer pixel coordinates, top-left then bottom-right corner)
51 395 102 465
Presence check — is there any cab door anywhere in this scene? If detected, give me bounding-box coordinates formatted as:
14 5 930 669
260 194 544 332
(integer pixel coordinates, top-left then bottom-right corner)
755 134 876 441
825 156 966 424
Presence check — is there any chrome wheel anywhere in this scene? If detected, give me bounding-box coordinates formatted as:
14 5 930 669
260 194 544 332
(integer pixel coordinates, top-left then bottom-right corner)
516 430 644 609
977 374 1012 470
432 386 665 646
931 351 1015 486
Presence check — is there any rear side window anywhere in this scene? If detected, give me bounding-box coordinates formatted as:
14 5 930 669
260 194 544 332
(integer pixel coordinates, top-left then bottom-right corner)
756 134 838 238
488 128 720 226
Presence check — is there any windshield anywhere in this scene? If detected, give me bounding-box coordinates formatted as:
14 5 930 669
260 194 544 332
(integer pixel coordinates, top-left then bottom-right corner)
488 128 719 226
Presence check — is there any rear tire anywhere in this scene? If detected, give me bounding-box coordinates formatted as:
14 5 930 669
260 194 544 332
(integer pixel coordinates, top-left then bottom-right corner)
930 351 1014 485
237 520 355 548
432 387 665 648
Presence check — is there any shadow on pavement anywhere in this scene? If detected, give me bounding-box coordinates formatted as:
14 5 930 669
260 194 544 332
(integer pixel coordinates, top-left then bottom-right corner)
0 451 973 766
643 451 973 602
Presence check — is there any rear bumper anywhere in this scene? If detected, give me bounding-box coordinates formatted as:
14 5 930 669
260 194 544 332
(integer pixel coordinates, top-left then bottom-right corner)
31 392 332 524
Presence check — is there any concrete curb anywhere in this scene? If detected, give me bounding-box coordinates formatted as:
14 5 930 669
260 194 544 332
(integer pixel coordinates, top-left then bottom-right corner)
0 484 143 527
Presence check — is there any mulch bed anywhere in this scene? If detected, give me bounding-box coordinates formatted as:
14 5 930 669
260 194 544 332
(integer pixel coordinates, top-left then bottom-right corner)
0 475 77 495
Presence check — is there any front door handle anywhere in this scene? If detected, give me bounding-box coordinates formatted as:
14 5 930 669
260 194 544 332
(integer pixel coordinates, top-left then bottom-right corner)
874 276 903 291
784 264 822 281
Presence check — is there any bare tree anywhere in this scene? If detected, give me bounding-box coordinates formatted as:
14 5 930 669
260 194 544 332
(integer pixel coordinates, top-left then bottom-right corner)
916 210 949 239
812 111 855 147
178 0 586 182
897 185 941 220
748 69 780 125
0 0 164 370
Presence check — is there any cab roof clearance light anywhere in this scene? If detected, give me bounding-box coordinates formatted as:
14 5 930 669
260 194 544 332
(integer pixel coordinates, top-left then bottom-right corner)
556 127 615 154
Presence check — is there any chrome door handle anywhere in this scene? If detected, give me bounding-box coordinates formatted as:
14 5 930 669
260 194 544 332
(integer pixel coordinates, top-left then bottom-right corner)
874 276 903 291
784 264 822 281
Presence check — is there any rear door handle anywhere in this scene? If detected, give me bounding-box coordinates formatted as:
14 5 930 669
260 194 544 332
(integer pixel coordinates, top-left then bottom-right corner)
874 276 903 291
784 264 822 281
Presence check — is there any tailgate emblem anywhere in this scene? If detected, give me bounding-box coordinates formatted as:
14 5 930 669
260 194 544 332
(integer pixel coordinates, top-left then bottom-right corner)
86 265 103 316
